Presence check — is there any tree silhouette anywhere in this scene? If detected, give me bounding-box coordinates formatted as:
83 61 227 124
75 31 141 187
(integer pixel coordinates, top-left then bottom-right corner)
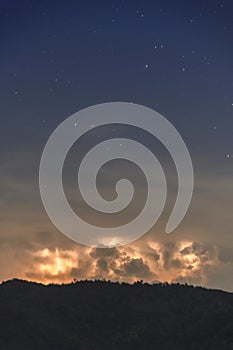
0 279 233 350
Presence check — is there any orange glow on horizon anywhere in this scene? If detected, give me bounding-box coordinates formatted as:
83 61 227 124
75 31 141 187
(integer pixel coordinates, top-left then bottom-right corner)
26 240 218 285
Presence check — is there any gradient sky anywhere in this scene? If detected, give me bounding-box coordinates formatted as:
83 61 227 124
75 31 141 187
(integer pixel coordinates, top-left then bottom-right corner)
0 0 233 291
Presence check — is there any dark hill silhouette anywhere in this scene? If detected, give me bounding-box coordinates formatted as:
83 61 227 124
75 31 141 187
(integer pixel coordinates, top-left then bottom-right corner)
0 279 233 349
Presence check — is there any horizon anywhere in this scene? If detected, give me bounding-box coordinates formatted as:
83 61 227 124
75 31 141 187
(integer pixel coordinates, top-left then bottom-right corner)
2 277 233 295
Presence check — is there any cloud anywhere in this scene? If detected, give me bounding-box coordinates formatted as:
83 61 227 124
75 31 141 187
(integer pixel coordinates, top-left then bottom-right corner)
1 150 233 291
8 238 221 289
115 258 153 279
89 247 119 260
1 227 233 292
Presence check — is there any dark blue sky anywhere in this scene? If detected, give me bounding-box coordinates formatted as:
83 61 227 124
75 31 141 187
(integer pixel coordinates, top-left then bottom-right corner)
1 0 233 157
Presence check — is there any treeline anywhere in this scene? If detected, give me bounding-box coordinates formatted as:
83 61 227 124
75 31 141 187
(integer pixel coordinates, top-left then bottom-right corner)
0 279 233 349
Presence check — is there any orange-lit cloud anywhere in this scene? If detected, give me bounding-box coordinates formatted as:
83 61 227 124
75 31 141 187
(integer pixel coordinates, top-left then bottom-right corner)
1 152 233 291
23 240 219 287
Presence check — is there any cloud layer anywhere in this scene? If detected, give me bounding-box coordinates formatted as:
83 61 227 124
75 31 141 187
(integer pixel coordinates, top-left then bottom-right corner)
1 152 233 291
6 235 227 291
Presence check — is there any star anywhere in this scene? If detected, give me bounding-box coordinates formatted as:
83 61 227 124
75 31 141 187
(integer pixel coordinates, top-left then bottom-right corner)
145 64 149 69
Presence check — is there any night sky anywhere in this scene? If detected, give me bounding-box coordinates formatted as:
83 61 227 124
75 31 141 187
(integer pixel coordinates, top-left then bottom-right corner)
1 0 233 290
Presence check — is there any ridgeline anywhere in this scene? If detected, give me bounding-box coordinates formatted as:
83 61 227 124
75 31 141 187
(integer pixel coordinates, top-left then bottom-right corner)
0 279 233 349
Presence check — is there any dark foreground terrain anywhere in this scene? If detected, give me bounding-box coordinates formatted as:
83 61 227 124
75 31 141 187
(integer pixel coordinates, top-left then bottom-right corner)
0 279 233 350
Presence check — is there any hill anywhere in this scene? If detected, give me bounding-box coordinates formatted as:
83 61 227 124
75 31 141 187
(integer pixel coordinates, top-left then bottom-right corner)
0 279 233 349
